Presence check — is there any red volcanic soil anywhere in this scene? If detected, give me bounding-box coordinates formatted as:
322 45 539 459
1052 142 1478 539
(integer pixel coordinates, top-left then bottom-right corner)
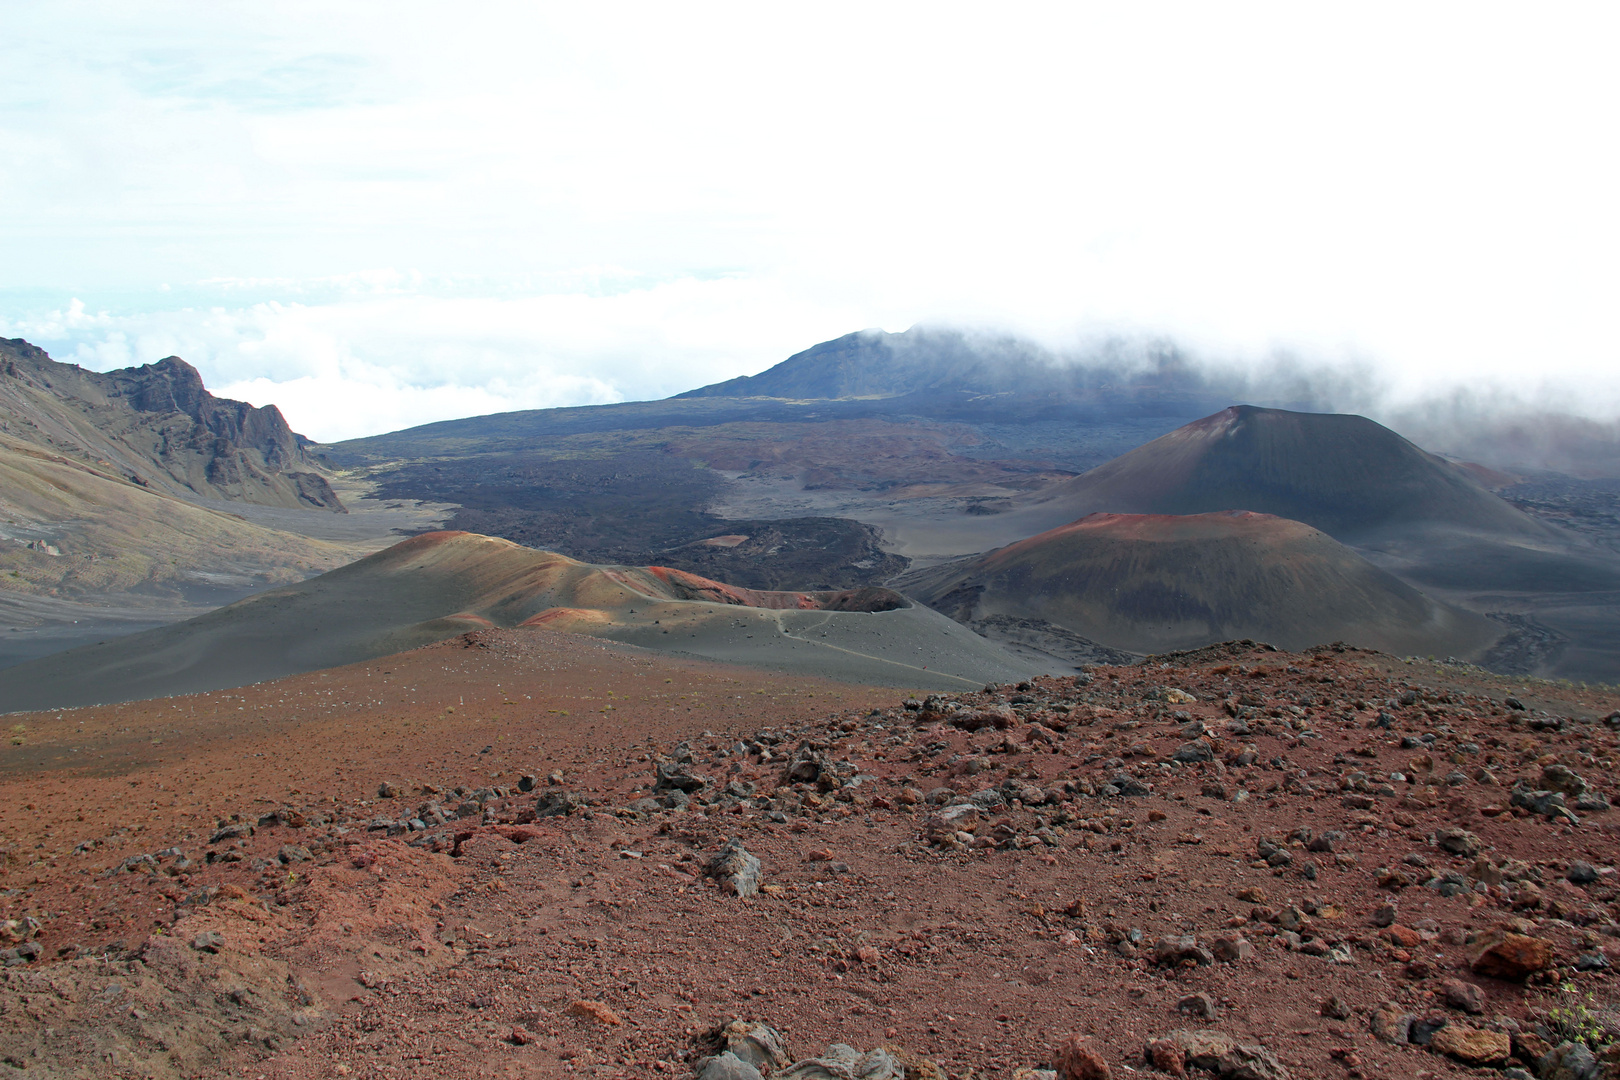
902 511 1498 659
992 510 1292 546
5 630 1620 1079
645 565 905 612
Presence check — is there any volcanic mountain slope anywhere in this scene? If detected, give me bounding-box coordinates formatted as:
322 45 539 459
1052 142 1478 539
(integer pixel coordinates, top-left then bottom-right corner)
324 331 1616 587
0 435 351 608
890 405 1620 599
1019 405 1547 539
0 338 342 511
0 531 1046 711
901 404 1556 551
676 326 1144 401
0 339 457 663
319 329 1245 589
899 510 1501 658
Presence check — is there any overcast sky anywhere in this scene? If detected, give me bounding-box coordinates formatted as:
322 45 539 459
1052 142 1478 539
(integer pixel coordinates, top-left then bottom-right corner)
2 4 1617 441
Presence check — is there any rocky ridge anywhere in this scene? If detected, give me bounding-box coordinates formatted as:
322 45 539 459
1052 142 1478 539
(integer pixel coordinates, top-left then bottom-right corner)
0 337 341 512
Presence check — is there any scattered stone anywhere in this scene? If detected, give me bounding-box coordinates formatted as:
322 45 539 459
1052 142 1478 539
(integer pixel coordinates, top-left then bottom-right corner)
1574 950 1610 971
1145 1038 1186 1077
656 762 711 793
1437 978 1485 1015
1541 764 1588 796
1369 1003 1415 1044
532 788 584 819
1210 934 1253 962
1153 935 1214 967
1510 786 1580 824
779 1044 904 1080
1320 996 1351 1021
1408 1017 1447 1046
696 1053 764 1080
708 839 763 898
956 705 1020 732
377 782 398 798
1177 992 1218 1020
1151 1030 1291 1080
566 999 623 1026
1470 928 1555 981
1172 741 1214 764
1436 828 1483 857
1110 774 1152 797
1538 1040 1599 1080
1567 861 1601 885
1052 1035 1111 1080
190 931 224 953
1428 1024 1510 1066
696 1021 791 1076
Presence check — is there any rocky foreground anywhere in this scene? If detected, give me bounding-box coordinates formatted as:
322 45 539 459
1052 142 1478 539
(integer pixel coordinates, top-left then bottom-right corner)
4 633 1620 1079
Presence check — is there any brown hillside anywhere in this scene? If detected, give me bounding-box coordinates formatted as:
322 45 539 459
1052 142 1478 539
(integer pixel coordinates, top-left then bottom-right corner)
900 510 1500 657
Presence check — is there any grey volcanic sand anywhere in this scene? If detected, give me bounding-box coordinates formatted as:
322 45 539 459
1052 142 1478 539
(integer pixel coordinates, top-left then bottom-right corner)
601 602 1047 691
899 510 1502 659
0 532 1046 712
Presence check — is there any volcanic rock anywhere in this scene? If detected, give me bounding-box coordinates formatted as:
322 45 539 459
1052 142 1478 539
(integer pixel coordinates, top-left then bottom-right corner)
1438 979 1486 1014
1538 1040 1600 1080
1369 1004 1415 1044
1428 1024 1510 1066
1151 1030 1291 1080
708 840 763 898
778 1044 903 1080
1052 1035 1111 1080
1470 928 1555 981
697 1020 791 1076
696 1052 764 1080
1153 936 1214 967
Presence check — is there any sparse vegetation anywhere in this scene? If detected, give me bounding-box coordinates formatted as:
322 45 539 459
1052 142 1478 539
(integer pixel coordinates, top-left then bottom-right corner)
1545 980 1607 1049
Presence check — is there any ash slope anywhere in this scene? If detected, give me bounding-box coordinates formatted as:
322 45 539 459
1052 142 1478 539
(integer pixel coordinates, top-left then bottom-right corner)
899 511 1501 658
0 437 351 609
0 532 1046 711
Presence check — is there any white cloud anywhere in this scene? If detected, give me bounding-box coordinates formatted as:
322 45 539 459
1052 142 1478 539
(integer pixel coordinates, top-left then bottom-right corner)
0 276 881 440
1 3 1618 438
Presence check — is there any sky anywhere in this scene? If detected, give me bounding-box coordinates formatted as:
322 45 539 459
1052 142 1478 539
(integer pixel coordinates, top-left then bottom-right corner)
1 4 1617 442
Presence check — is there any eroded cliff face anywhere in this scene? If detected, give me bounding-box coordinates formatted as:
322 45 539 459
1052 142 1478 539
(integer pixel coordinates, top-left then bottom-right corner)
0 339 343 511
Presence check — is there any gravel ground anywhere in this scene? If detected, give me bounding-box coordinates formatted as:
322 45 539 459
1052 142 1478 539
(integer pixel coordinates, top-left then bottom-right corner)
4 631 1620 1080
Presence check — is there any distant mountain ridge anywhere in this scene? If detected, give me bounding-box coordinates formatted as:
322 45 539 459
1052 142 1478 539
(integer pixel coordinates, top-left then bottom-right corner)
673 326 1215 402
675 328 1034 399
0 338 342 511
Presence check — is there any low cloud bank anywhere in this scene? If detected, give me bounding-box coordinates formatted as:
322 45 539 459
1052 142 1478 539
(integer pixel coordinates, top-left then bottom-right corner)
4 291 1617 477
